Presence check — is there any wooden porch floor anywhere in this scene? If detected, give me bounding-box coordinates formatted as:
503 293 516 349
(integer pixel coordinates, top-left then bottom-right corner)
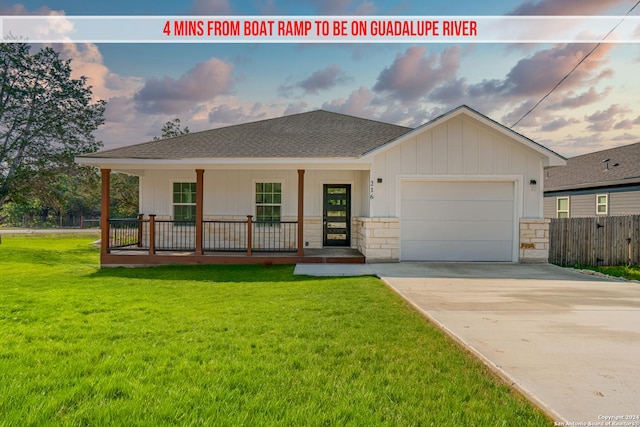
102 247 365 267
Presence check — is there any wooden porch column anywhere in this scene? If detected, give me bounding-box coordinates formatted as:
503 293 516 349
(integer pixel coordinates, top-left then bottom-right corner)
136 213 144 247
247 215 253 256
148 215 156 255
100 169 111 255
195 169 204 255
297 169 305 256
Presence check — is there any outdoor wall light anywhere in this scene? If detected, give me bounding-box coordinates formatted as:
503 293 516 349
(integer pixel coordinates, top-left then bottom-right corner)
377 178 383 183
529 179 537 190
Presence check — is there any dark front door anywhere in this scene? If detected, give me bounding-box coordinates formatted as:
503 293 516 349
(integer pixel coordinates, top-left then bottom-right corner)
323 184 351 246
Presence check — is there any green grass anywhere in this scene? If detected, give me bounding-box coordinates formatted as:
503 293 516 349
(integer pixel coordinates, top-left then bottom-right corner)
585 265 640 281
0 235 550 426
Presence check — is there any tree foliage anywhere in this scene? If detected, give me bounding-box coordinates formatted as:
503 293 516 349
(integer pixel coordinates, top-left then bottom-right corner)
0 43 106 207
153 118 189 140
0 166 101 227
111 173 139 218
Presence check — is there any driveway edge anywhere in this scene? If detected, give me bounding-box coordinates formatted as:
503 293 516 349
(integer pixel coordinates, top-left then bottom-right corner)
377 275 564 424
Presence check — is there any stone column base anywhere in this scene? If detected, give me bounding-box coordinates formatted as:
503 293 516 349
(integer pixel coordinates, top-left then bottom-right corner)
519 218 550 263
355 217 400 263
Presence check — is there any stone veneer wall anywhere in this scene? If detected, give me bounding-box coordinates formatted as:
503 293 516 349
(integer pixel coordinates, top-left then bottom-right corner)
355 217 400 262
302 217 322 249
519 218 550 263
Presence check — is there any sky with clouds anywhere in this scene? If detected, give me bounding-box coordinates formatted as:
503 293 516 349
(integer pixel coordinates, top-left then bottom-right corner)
3 0 640 157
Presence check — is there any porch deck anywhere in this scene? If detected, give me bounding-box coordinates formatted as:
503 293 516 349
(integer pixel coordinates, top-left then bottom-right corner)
102 247 365 267
103 215 365 267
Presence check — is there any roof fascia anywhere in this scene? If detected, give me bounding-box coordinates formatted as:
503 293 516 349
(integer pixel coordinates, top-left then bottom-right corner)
75 156 371 171
544 176 640 192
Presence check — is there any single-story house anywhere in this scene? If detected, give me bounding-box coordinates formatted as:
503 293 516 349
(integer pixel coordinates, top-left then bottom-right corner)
544 141 640 218
77 105 566 267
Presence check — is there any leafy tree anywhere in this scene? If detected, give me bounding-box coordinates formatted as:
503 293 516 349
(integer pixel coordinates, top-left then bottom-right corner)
0 43 106 208
153 118 189 140
111 173 139 218
0 167 102 227
59 167 101 221
0 199 44 227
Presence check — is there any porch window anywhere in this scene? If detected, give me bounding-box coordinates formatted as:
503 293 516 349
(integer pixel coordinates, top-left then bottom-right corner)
596 194 608 215
173 182 196 222
255 182 281 224
556 197 569 218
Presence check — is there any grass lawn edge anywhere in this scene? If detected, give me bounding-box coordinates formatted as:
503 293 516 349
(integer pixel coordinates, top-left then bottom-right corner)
571 265 640 283
377 276 558 424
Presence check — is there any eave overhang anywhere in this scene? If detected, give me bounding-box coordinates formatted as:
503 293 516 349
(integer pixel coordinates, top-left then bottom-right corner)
75 156 372 171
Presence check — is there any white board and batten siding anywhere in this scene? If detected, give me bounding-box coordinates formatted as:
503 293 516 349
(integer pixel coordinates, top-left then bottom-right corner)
139 169 367 218
370 114 546 262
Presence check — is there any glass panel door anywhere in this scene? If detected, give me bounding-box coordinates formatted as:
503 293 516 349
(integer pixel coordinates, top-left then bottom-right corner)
323 184 351 246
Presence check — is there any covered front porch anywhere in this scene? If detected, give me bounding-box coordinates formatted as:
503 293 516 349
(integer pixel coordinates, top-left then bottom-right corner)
99 168 369 266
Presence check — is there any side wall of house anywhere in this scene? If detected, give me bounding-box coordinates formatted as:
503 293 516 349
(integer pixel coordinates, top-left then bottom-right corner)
543 190 640 218
369 114 545 218
611 191 640 215
543 196 556 218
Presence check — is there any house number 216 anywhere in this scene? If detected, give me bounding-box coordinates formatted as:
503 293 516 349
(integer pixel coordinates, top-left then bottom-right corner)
370 180 375 199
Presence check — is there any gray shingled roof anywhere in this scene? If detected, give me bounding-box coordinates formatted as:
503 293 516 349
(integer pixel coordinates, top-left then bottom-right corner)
545 141 640 191
83 110 412 159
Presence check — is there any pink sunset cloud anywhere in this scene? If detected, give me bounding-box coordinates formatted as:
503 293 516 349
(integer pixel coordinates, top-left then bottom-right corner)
134 58 234 114
373 46 461 102
322 86 375 117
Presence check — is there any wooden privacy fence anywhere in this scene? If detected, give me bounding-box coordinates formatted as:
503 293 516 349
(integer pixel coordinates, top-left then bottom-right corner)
549 215 640 266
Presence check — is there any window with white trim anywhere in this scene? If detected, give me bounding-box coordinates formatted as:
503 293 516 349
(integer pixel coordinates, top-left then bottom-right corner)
556 197 569 218
596 194 608 215
255 182 282 224
173 182 196 222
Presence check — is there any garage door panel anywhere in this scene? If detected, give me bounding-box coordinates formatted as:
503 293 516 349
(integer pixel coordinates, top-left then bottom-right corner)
402 181 514 201
401 220 513 241
400 180 515 261
402 240 513 262
401 200 514 222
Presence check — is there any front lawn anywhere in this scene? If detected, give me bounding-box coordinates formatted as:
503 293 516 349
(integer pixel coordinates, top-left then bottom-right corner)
0 235 549 425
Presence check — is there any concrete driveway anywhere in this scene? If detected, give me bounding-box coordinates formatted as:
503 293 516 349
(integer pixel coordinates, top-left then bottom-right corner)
371 263 640 424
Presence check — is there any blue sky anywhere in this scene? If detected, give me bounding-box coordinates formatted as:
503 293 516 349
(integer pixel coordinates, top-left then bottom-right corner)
3 0 640 156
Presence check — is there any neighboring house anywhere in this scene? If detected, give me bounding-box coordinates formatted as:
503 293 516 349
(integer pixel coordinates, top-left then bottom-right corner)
544 142 640 218
77 105 565 266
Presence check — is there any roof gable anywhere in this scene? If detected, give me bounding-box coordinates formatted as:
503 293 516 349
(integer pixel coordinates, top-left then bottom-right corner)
360 105 566 167
82 110 411 160
544 141 640 191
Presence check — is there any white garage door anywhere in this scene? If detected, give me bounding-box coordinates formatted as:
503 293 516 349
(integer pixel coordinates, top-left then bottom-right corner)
400 181 514 261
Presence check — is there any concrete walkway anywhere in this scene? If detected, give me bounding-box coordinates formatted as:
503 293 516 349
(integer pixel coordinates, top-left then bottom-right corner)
369 263 640 424
294 263 375 276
